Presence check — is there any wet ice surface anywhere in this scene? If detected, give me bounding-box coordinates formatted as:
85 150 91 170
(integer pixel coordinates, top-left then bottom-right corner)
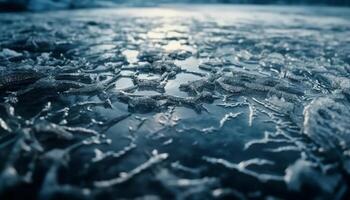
0 5 350 200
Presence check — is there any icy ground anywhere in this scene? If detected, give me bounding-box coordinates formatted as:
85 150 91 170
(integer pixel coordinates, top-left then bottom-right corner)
0 5 350 200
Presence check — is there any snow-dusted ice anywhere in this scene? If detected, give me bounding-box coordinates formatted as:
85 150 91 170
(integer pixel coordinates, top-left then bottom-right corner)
0 5 349 200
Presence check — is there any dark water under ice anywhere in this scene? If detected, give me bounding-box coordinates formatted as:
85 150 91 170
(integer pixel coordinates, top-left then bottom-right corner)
0 5 350 200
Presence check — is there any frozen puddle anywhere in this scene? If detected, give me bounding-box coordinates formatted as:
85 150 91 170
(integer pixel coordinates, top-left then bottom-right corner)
0 5 349 200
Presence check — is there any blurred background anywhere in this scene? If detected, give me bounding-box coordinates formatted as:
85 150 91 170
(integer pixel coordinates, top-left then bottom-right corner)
0 0 349 11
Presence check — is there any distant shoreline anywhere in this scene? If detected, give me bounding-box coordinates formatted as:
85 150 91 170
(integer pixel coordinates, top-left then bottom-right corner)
0 0 349 12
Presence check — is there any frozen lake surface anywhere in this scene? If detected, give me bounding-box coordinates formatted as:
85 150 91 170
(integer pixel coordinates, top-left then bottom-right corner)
0 5 350 200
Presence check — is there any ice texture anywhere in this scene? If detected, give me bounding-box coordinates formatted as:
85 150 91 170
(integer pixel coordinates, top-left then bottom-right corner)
0 5 349 200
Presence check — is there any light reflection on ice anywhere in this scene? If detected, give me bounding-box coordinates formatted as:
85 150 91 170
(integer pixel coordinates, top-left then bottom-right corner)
122 49 139 64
